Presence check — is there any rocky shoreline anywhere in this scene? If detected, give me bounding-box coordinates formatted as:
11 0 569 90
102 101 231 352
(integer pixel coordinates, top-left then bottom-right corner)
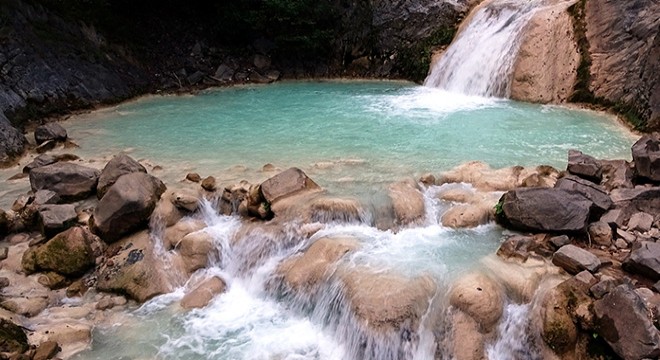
0 115 659 358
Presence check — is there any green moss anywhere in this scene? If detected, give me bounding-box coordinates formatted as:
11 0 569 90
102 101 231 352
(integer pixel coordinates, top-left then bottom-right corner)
396 27 457 82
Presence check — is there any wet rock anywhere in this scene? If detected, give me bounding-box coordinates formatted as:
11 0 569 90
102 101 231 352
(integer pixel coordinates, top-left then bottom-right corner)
628 212 654 233
439 162 558 191
34 123 67 145
0 112 27 167
22 154 57 174
176 230 214 273
180 276 226 309
185 172 201 182
23 227 96 276
0 318 29 353
171 190 200 212
341 270 436 332
91 173 166 243
449 310 488 360
539 279 591 354
623 241 660 281
279 236 358 291
97 231 172 302
96 154 147 199
30 163 100 202
449 273 504 332
632 134 660 182
499 188 592 232
587 221 612 246
37 204 77 237
554 175 612 216
201 176 216 191
33 340 60 360
552 244 601 274
151 193 186 228
36 139 57 153
388 179 425 227
441 204 491 228
38 271 69 289
306 197 364 224
163 219 206 251
260 167 320 204
593 284 660 359
419 173 436 186
566 149 602 182
29 321 92 359
600 159 634 191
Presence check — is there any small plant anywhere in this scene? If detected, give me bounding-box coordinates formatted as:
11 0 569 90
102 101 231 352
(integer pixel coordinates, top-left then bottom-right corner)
494 200 504 216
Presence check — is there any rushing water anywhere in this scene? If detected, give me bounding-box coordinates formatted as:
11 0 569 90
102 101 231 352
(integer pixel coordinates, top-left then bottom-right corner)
0 80 636 359
425 0 547 96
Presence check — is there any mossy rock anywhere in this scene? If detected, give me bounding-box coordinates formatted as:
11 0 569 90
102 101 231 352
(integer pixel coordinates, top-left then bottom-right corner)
32 227 96 277
0 318 28 354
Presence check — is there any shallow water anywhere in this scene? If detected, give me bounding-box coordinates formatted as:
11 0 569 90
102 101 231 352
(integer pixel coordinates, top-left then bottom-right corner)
1 80 637 359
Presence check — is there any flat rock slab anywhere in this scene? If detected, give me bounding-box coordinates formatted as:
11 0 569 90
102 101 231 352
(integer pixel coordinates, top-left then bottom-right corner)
554 175 612 215
623 241 660 281
260 167 320 203
567 149 601 181
552 244 601 274
180 276 226 309
29 163 100 201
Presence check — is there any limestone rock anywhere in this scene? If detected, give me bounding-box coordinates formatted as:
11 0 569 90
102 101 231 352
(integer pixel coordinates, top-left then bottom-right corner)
340 270 436 332
499 188 592 232
23 226 96 276
176 230 214 274
0 112 27 167
388 180 425 227
34 123 67 145
171 190 200 212
552 244 601 274
180 276 226 309
279 236 358 291
554 175 612 216
449 273 504 332
37 204 77 238
587 221 612 246
593 284 660 359
623 241 660 281
29 163 100 202
441 204 491 229
96 154 147 199
163 219 206 251
450 310 487 360
97 231 171 302
566 150 601 182
91 173 166 243
306 197 364 224
260 167 320 204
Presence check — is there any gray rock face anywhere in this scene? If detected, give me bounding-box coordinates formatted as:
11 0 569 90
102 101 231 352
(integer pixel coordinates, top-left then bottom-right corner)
96 154 147 199
91 173 166 243
552 244 601 274
260 167 320 203
623 241 660 281
584 0 660 130
500 188 593 232
0 112 27 166
600 159 634 191
37 204 77 237
632 134 660 182
567 149 601 181
34 122 67 145
554 175 612 216
593 284 660 360
628 212 654 233
29 162 100 201
610 187 660 220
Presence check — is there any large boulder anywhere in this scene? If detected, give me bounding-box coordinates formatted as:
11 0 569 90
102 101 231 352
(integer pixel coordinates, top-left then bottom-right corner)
623 241 660 281
498 188 593 232
305 197 365 224
278 236 358 291
600 159 634 191
610 187 660 220
260 167 320 204
37 204 77 238
566 150 602 182
176 230 214 274
29 163 100 201
0 112 27 167
554 175 612 216
34 123 67 145
388 180 426 227
96 154 147 199
180 276 226 309
90 173 166 243
448 273 504 332
632 134 660 182
593 284 660 359
22 227 96 277
441 204 492 228
552 244 601 274
97 231 172 302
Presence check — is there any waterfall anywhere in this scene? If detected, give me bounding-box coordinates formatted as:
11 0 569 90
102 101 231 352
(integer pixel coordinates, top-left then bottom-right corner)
424 0 546 97
486 303 543 359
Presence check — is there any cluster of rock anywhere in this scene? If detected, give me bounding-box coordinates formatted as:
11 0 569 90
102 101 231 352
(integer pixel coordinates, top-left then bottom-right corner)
494 133 660 359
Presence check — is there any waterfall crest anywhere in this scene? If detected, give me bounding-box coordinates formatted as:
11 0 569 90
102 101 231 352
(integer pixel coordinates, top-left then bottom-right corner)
424 0 546 97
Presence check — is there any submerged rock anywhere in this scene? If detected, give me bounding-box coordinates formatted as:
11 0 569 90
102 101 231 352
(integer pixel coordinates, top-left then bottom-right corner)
180 276 226 309
96 154 147 199
441 203 492 229
176 230 214 274
388 179 425 227
306 197 365 224
449 272 504 332
91 172 166 243
34 122 67 145
29 163 100 202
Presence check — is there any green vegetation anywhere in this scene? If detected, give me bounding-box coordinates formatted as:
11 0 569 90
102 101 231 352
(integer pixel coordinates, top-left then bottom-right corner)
397 27 456 82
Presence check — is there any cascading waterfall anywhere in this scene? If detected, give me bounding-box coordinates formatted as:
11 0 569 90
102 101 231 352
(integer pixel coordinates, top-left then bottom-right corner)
424 0 547 97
